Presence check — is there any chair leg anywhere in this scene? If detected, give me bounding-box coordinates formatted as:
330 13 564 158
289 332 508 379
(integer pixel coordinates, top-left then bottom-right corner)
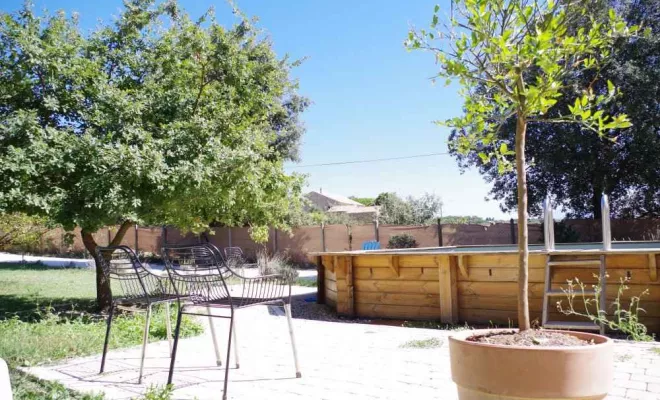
167 307 183 385
99 304 115 373
283 301 302 378
165 302 173 355
232 315 240 369
222 312 234 400
208 306 223 366
137 304 153 384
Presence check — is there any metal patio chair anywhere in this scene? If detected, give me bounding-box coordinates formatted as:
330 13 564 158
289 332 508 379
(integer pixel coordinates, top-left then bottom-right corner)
162 243 301 400
96 245 177 384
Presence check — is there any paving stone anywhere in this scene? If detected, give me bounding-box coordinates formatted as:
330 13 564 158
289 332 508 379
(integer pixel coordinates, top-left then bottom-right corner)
625 389 660 400
20 304 660 400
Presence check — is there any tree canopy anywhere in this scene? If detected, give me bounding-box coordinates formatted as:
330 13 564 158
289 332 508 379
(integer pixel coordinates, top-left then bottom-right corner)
449 0 660 219
0 0 308 307
408 0 634 330
375 192 443 225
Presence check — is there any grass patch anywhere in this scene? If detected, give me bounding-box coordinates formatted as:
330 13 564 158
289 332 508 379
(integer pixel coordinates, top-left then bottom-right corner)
399 337 444 349
402 320 471 331
0 262 203 399
293 277 317 287
650 347 660 356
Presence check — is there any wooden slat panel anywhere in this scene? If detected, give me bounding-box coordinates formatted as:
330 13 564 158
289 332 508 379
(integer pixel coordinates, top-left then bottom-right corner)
355 280 440 294
439 255 457 323
467 254 545 269
459 296 544 312
458 281 660 302
326 297 337 307
325 279 337 292
325 269 337 282
336 301 349 314
459 308 542 325
335 257 347 279
549 283 660 302
398 255 443 268
346 256 354 316
551 269 660 285
352 255 392 268
355 292 439 307
356 303 442 319
458 282 546 298
326 289 338 302
606 255 649 269
458 267 546 283
354 267 439 281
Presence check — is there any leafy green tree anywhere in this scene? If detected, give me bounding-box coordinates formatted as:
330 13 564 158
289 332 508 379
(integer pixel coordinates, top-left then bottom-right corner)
449 0 660 219
0 213 50 252
374 192 414 225
408 0 634 330
0 1 307 309
375 192 442 225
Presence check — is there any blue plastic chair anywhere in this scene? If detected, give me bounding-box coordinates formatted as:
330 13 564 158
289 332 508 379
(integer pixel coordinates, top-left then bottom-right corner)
362 241 381 250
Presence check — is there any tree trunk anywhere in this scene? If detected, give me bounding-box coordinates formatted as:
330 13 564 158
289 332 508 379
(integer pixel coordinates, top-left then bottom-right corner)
592 188 602 220
516 115 531 331
81 221 133 311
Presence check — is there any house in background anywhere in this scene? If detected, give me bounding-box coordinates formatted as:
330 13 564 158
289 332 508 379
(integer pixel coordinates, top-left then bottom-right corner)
305 190 379 222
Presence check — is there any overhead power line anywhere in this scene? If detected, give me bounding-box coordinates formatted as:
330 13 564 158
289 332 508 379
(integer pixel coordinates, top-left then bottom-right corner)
288 152 450 169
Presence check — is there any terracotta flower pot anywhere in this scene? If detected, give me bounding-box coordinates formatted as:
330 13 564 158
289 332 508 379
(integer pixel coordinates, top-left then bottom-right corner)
449 329 613 400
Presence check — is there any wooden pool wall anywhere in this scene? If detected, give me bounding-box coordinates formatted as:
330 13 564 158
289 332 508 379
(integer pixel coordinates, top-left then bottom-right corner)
315 251 660 333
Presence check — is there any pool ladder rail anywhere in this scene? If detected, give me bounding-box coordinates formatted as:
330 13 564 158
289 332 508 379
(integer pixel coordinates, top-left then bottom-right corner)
541 255 606 334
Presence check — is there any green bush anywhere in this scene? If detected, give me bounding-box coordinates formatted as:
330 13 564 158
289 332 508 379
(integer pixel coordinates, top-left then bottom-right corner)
387 234 418 249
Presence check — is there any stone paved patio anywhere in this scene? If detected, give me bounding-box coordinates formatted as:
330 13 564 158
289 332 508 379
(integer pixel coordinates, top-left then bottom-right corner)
24 301 660 400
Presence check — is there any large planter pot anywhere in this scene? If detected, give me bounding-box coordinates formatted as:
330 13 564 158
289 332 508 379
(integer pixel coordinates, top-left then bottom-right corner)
449 329 613 400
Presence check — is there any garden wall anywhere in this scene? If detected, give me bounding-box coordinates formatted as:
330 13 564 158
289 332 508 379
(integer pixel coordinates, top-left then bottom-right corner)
6 218 660 261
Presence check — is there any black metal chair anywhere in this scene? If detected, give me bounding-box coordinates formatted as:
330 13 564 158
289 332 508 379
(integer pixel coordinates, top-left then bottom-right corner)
162 243 301 400
96 245 177 384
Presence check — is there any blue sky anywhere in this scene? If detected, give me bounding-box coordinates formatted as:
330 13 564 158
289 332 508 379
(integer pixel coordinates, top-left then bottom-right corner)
3 0 513 219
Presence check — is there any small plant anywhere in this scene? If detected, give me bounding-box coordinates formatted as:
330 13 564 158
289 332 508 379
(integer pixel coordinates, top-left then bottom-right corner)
387 234 418 249
557 275 653 341
256 250 299 283
400 337 443 349
136 385 174 400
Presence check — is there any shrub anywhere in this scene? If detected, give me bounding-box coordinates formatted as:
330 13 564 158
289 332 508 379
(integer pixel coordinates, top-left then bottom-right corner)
387 234 418 249
256 250 299 283
557 275 653 341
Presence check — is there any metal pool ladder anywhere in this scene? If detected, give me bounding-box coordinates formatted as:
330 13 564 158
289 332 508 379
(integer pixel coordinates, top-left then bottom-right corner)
540 195 608 334
541 255 606 334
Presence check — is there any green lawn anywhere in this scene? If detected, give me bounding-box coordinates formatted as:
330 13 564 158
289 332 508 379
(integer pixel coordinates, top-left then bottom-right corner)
0 262 202 400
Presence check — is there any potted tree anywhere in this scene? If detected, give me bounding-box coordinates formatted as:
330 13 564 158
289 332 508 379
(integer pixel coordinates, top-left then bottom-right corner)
407 1 635 399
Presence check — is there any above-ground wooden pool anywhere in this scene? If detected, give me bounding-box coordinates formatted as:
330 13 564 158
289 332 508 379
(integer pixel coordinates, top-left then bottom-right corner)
313 242 660 333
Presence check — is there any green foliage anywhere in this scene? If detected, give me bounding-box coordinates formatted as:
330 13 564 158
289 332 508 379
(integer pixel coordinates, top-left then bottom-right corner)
256 250 299 282
557 275 654 341
0 213 50 252
0 1 307 237
540 220 581 243
387 233 418 249
10 368 105 400
399 337 443 349
375 192 442 225
138 385 174 400
449 1 660 219
441 215 496 224
407 0 635 169
408 0 635 330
